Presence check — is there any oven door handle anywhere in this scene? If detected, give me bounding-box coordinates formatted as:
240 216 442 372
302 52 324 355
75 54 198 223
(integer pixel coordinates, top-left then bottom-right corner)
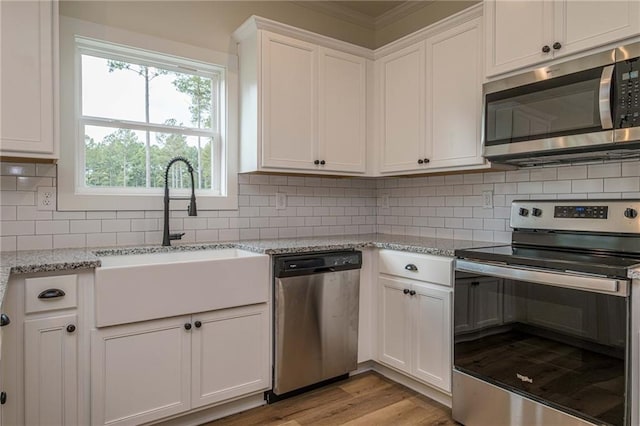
599 64 614 130
456 260 628 297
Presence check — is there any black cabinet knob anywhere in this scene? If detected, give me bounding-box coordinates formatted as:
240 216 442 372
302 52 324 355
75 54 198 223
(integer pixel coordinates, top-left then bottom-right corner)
403 289 410 295
194 321 202 328
320 160 325 165
423 158 430 164
542 45 551 53
0 314 10 327
409 290 416 296
624 208 638 219
418 159 424 164
184 323 192 330
66 324 76 333
314 160 320 165
0 391 6 405
553 42 562 50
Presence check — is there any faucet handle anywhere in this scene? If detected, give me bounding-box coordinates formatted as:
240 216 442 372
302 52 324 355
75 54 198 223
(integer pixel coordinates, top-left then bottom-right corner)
169 232 185 241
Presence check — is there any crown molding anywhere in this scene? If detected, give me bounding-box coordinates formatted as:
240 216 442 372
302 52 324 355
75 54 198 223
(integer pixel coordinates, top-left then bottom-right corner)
374 1 434 29
293 1 376 30
293 1 434 31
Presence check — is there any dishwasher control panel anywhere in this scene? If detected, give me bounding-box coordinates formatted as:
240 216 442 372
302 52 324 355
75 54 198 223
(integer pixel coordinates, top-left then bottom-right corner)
274 251 362 277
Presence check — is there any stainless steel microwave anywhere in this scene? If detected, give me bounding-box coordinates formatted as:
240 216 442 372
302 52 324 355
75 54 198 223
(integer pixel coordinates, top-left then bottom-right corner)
483 42 640 166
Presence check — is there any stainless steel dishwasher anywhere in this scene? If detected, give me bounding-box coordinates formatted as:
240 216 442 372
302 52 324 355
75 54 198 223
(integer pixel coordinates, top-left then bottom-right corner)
268 250 362 401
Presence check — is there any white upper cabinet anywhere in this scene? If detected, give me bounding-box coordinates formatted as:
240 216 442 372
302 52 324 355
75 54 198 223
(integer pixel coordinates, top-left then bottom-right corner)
426 17 484 169
261 32 317 170
377 43 426 173
486 0 640 76
318 48 367 173
376 6 486 175
0 0 58 159
234 18 369 175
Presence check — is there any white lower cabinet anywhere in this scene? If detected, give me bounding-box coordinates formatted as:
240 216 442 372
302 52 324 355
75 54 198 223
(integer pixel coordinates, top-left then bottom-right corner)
24 314 78 426
378 275 452 393
91 304 269 426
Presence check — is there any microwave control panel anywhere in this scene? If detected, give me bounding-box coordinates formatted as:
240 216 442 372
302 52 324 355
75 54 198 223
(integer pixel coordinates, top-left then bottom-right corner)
616 58 639 128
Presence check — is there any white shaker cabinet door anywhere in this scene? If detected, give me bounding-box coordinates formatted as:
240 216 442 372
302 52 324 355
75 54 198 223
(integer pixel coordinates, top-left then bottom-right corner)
91 316 191 426
412 283 452 393
426 17 484 169
191 304 270 409
260 32 317 170
318 48 367 173
378 276 412 374
0 0 57 157
378 43 426 174
555 0 640 57
24 314 78 426
485 0 554 76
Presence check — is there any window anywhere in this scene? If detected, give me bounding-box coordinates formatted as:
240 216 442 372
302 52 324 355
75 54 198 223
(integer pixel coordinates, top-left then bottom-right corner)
58 18 237 211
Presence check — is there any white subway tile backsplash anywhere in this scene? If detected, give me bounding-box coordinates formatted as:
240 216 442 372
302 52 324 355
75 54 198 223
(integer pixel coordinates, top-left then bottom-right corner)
36 220 69 235
1 191 35 206
1 206 17 221
572 179 603 193
17 235 52 250
604 177 640 193
102 219 130 233
70 220 101 234
87 232 117 248
517 182 543 194
1 177 17 191
557 165 587 180
1 236 16 251
588 163 621 178
54 234 86 249
16 176 52 191
622 161 640 177
1 163 35 177
36 164 56 177
543 180 571 193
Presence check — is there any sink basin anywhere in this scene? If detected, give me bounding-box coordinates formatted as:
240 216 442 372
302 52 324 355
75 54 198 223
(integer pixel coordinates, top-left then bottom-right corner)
95 248 269 327
99 248 261 268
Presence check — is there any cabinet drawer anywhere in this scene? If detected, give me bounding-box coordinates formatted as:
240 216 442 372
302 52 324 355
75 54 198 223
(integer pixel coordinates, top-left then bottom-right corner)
25 274 77 314
378 250 452 286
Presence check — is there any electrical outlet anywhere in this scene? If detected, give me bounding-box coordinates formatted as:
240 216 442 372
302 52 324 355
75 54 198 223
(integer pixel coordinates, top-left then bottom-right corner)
37 187 56 211
482 190 493 209
275 192 287 210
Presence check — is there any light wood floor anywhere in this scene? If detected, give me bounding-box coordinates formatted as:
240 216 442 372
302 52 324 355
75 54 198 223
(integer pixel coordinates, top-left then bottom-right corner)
204 372 457 426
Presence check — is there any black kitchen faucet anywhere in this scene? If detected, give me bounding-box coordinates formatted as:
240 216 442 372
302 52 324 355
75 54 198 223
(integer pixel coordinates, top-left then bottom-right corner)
162 156 197 246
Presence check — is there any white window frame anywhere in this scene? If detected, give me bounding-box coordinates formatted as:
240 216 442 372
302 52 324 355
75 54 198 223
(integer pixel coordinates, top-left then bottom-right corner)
58 16 238 211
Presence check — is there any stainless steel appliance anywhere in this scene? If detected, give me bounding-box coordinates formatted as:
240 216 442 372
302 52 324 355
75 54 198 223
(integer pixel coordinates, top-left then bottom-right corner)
269 251 362 401
483 42 640 166
453 200 640 426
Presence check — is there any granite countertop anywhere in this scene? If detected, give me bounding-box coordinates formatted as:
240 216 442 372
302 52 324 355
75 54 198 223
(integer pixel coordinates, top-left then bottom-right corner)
0 234 497 304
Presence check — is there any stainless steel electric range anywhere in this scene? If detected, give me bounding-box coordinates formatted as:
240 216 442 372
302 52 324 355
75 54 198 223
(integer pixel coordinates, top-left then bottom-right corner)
453 199 640 426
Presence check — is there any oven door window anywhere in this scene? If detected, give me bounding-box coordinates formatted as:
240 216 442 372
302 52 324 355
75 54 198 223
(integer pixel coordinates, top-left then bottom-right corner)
454 273 628 426
485 67 605 146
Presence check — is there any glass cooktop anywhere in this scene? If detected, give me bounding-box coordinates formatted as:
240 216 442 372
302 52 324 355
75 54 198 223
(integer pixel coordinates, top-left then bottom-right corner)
455 245 640 279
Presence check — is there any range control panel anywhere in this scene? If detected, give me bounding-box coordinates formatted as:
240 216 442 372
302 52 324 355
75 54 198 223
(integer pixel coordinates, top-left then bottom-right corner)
554 205 608 219
511 200 640 233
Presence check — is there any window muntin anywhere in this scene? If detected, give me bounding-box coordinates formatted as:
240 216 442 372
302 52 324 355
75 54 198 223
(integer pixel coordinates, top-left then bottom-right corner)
77 39 223 193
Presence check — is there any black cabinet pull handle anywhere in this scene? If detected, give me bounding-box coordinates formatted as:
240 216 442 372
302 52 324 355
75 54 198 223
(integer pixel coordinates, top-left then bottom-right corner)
553 42 562 50
0 314 10 327
418 159 424 164
409 290 416 296
38 288 66 299
0 391 6 405
314 160 320 165
405 264 418 272
320 160 325 165
194 321 202 328
403 289 410 295
66 324 76 333
542 45 551 53
184 323 192 330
